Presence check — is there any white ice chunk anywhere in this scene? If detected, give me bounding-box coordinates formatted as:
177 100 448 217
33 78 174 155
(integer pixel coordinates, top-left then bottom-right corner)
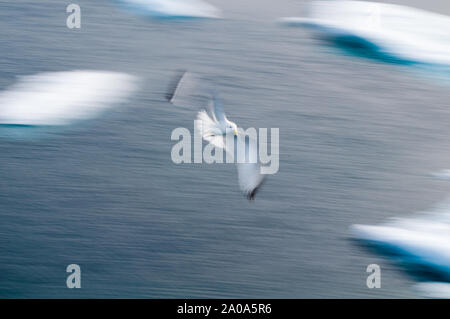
279 1 450 65
120 0 220 18
0 71 138 126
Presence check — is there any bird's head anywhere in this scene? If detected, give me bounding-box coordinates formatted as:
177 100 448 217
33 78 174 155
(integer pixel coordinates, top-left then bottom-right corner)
226 121 238 136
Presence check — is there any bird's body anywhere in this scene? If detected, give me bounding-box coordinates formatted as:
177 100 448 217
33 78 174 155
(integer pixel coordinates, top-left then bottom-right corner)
167 71 266 200
195 96 265 200
195 96 237 148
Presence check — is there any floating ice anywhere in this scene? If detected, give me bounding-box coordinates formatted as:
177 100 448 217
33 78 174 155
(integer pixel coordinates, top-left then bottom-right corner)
350 199 450 282
0 71 138 126
351 223 450 275
119 0 220 19
279 1 450 65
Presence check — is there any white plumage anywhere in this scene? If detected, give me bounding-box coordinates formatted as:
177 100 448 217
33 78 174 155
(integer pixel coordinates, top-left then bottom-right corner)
167 71 266 200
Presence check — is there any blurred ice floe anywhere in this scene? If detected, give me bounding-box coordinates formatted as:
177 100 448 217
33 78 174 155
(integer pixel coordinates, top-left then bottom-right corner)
278 1 450 65
118 0 220 19
0 71 138 126
350 200 450 298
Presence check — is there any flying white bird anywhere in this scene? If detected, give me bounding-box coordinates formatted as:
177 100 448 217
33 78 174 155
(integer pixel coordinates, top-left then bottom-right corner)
167 71 266 200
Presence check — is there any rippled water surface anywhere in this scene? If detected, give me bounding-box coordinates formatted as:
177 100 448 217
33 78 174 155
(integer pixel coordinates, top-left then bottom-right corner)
0 0 449 298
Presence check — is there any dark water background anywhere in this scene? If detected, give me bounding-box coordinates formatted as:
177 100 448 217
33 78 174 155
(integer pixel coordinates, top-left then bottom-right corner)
1 0 450 298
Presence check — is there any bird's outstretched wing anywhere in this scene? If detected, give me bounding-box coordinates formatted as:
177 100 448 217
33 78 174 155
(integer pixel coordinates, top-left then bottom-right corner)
166 70 187 103
195 110 225 149
237 162 266 200
166 71 207 108
166 71 227 120
230 134 266 200
209 94 227 124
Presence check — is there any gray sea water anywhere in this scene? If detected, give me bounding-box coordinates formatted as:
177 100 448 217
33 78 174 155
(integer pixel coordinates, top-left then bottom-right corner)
1 0 450 298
